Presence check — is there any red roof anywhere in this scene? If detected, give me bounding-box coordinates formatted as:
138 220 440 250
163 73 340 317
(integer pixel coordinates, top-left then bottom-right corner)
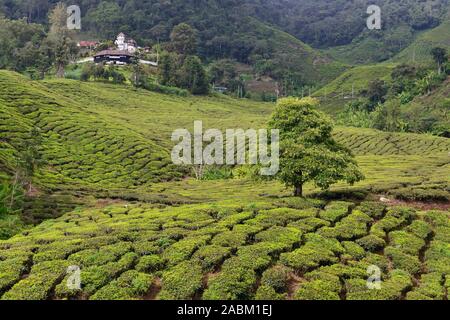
78 41 98 47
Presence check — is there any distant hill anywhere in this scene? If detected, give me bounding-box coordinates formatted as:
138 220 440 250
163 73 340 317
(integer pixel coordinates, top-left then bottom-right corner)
392 18 450 64
1 0 448 87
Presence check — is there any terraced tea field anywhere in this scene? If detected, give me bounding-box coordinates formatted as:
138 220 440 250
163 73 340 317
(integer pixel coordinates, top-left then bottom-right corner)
1 70 449 221
0 199 448 300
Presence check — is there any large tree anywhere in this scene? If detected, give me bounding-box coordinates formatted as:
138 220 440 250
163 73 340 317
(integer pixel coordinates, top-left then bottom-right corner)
178 55 209 94
170 23 197 56
47 2 77 78
431 47 448 74
269 97 364 197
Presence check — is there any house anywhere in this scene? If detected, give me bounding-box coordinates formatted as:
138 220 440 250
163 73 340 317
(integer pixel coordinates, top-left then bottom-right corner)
114 33 137 53
77 41 98 49
94 50 133 64
77 41 99 55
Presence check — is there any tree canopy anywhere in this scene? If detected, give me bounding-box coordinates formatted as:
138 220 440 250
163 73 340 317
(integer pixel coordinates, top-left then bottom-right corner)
269 97 364 197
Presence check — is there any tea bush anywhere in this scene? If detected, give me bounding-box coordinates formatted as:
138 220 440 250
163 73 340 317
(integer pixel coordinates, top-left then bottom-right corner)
158 261 203 300
0 199 447 300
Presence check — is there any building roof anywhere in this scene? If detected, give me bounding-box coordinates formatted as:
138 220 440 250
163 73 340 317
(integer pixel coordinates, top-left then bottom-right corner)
94 50 134 57
78 41 98 47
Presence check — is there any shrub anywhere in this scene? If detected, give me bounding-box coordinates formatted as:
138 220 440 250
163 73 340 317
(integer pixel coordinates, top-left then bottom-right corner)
142 82 189 97
192 245 231 271
406 220 432 239
217 212 253 228
346 269 412 300
0 256 30 294
356 235 386 252
318 210 371 240
247 208 316 228
385 247 421 275
342 241 366 260
280 234 344 272
358 253 390 274
255 285 286 300
203 258 257 300
424 241 450 274
274 197 323 210
158 261 203 300
288 218 330 233
407 273 444 300
136 255 165 273
319 201 352 223
388 231 425 255
236 242 286 271
306 264 367 280
211 231 248 248
260 265 291 292
357 201 386 219
423 211 449 227
280 244 338 272
133 241 160 256
294 279 341 300
162 235 210 266
56 252 137 298
370 207 416 237
255 227 301 249
2 260 69 300
90 270 154 300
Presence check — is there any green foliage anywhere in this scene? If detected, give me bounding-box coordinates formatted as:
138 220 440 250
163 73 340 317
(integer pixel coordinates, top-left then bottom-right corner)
203 257 257 300
91 270 154 300
170 23 197 56
192 245 231 271
162 235 210 266
342 241 366 261
255 285 286 300
294 278 341 300
356 235 386 252
260 265 291 292
346 269 412 300
318 201 352 223
2 260 68 300
0 198 447 300
136 255 165 273
159 260 203 300
385 247 422 275
280 234 343 272
269 97 363 196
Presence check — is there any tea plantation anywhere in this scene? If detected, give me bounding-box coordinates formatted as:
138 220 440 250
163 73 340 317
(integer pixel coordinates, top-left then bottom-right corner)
0 199 448 300
0 70 449 300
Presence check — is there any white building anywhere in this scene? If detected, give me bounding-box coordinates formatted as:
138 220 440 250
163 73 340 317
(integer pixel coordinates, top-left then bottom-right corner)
114 33 137 53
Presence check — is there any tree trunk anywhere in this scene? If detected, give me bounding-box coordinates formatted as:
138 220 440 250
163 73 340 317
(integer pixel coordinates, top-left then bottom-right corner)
294 184 303 197
56 63 65 78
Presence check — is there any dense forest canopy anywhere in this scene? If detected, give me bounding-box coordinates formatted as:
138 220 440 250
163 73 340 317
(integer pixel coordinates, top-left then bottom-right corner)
1 0 448 57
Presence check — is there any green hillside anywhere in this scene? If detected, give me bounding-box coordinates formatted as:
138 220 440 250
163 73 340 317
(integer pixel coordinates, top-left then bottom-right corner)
393 19 450 65
312 64 395 114
244 19 347 86
1 70 449 221
0 70 449 301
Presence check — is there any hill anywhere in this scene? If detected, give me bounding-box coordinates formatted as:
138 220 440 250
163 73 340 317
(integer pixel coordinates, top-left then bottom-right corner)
312 64 395 115
1 70 449 222
0 70 449 301
392 19 450 65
